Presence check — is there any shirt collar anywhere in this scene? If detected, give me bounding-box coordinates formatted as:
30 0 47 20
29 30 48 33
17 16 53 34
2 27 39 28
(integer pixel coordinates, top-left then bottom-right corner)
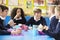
15 17 22 20
0 16 5 20
34 16 40 21
49 15 55 20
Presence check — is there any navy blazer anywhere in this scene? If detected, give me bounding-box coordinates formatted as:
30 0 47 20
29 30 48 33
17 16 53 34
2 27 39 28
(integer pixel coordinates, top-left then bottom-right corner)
0 18 11 35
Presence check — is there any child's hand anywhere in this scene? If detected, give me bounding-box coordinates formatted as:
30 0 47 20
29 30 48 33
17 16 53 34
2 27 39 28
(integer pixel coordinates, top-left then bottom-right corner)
43 26 49 30
11 30 16 34
14 13 20 19
37 24 44 31
15 29 22 35
11 29 22 35
8 20 16 27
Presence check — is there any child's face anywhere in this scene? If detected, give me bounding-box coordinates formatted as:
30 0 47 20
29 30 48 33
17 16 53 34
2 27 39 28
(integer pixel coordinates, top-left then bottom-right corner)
55 10 60 19
16 9 21 17
34 12 41 18
2 9 8 17
47 6 55 17
57 11 60 17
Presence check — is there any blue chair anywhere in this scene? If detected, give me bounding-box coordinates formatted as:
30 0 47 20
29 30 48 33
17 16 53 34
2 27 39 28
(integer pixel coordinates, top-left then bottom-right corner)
4 16 50 27
4 16 31 26
25 16 31 21
44 17 50 26
4 16 11 26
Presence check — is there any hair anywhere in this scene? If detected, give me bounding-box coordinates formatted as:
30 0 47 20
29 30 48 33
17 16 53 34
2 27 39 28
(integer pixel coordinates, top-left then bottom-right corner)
33 8 42 14
0 5 8 12
11 8 25 19
55 6 60 12
0 5 4 10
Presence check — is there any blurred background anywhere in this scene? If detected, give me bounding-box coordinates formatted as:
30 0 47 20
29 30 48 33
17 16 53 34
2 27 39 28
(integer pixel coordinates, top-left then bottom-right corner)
0 0 47 16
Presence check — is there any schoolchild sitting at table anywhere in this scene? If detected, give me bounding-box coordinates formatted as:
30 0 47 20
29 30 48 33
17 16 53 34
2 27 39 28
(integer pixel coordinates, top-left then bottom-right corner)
43 6 60 40
25 8 47 32
10 8 26 25
26 8 47 27
0 5 20 35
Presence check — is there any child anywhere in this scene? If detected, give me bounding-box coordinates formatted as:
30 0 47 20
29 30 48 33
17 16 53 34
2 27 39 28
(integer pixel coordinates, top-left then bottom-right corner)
0 5 20 35
26 8 47 27
11 8 26 25
47 6 55 20
43 6 60 40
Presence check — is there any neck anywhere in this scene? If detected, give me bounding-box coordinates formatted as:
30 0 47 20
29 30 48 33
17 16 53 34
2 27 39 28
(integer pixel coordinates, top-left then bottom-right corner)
0 16 5 20
34 16 40 21
55 13 59 19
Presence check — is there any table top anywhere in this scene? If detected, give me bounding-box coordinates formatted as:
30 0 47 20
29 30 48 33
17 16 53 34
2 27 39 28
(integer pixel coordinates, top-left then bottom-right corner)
0 30 55 40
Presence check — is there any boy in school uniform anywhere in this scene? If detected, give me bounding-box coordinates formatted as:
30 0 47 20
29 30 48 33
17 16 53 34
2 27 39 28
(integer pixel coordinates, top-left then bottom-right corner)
0 5 20 35
43 6 60 40
26 8 47 26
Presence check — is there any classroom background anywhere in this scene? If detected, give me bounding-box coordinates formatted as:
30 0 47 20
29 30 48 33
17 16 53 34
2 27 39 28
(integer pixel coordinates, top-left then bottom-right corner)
0 0 47 16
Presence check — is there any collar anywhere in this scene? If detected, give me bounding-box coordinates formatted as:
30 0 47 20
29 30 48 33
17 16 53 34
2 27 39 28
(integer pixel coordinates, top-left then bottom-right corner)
0 16 5 20
15 17 22 20
49 15 55 20
34 16 40 21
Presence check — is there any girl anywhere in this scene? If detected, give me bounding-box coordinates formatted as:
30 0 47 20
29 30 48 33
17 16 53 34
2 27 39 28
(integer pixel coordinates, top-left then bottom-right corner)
11 8 26 25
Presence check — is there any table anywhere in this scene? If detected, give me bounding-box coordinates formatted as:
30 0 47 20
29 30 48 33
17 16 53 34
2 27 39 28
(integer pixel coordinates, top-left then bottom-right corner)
0 30 55 40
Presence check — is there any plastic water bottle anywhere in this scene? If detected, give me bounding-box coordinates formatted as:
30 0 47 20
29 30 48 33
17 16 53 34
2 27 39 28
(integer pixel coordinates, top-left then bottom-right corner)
32 25 38 36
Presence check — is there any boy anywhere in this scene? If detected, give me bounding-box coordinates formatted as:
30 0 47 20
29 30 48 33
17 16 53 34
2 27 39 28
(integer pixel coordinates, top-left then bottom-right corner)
0 5 19 35
43 6 60 40
26 8 47 27
47 6 55 20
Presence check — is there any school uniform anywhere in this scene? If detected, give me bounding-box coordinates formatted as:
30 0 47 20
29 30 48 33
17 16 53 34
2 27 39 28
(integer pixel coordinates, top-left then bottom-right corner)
13 17 26 25
43 16 60 40
26 16 47 26
0 16 11 35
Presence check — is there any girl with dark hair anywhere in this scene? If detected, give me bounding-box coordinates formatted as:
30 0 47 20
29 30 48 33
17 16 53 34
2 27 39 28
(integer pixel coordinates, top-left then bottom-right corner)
11 8 26 25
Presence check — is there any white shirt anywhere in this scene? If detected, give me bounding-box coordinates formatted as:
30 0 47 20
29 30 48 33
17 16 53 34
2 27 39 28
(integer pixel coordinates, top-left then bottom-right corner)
14 17 22 20
49 15 55 21
34 16 40 21
0 16 5 20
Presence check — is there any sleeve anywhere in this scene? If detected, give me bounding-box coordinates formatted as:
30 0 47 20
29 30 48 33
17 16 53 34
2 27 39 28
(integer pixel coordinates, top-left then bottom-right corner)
0 24 11 30
0 30 11 35
43 17 56 34
55 22 60 34
43 17 59 34
43 18 60 37
5 24 12 29
0 24 8 30
49 18 56 31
